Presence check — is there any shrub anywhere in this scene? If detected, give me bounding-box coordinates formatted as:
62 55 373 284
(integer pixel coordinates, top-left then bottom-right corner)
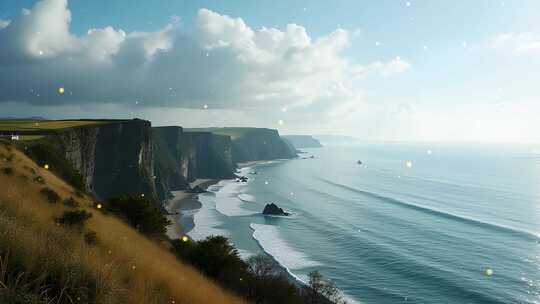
62 196 79 208
1 167 14 176
56 210 92 227
84 230 98 245
20 139 85 191
303 271 347 304
108 196 170 237
40 187 60 203
171 235 249 292
74 189 84 198
33 175 45 184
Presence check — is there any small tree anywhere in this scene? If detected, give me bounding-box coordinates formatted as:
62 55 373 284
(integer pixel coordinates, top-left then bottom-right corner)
304 271 347 304
108 196 170 237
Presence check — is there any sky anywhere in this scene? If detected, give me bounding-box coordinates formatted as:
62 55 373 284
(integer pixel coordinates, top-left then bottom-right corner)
0 0 539 143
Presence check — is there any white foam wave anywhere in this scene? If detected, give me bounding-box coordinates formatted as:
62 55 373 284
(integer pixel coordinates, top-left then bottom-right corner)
238 193 256 203
188 194 230 241
250 223 321 271
214 181 258 217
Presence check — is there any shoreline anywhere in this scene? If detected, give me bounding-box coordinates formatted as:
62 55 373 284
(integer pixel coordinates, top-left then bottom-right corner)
165 179 221 240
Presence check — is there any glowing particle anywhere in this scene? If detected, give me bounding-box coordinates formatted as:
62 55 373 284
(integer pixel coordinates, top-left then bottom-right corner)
181 236 189 242
462 41 468 48
405 161 413 168
427 150 432 155
405 1 411 7
203 104 208 109
303 7 307 11
96 203 102 209
58 87 65 94
131 265 136 270
205 52 209 57
141 193 145 198
278 120 284 125
375 41 380 46
290 192 294 196
395 56 401 61
485 268 494 276
264 181 269 185
38 50 43 56
135 101 139 105
423 45 428 50
281 107 288 112
239 277 243 281
44 164 49 170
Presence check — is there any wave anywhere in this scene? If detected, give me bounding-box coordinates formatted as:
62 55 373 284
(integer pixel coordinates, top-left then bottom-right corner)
319 178 540 242
212 181 258 217
237 193 256 203
187 193 230 241
250 223 321 272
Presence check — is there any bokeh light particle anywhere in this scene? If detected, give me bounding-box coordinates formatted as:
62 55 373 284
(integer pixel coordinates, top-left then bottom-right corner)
58 87 65 94
406 161 413 168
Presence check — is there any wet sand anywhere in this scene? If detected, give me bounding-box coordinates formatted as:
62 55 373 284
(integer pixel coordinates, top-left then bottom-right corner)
165 179 219 240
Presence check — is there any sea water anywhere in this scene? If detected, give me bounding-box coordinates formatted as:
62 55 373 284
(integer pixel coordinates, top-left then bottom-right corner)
187 142 540 303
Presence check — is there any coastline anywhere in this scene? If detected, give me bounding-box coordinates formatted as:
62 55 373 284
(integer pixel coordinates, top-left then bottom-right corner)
165 179 220 240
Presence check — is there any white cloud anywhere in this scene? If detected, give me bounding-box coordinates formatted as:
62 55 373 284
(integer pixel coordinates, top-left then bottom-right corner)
0 0 409 111
493 32 540 54
0 19 11 29
350 57 411 78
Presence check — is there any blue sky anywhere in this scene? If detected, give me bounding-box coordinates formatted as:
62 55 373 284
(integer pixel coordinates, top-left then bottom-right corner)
0 0 539 142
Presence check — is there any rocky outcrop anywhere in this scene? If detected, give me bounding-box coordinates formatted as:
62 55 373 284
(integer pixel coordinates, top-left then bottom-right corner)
56 119 158 204
262 203 289 216
282 135 323 149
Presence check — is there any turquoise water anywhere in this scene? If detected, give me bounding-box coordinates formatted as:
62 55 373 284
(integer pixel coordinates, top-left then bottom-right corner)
187 143 540 303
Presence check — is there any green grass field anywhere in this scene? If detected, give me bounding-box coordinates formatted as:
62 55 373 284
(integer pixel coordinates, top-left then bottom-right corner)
0 120 113 131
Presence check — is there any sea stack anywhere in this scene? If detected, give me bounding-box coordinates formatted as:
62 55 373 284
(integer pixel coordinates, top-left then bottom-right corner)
262 203 290 216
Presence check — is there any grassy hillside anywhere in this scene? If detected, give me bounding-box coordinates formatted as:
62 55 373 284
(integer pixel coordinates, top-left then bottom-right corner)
0 141 243 304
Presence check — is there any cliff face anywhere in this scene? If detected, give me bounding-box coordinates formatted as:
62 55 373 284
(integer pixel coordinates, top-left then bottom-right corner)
282 135 323 149
57 119 158 203
153 127 235 201
186 128 297 163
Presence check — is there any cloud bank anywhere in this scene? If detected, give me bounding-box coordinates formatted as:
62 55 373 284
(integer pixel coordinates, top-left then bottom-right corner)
493 32 540 55
0 0 409 111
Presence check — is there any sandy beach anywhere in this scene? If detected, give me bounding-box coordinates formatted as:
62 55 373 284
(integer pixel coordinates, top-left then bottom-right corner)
165 179 220 240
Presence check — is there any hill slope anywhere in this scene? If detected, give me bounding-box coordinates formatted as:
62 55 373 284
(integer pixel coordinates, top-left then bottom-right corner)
0 141 243 304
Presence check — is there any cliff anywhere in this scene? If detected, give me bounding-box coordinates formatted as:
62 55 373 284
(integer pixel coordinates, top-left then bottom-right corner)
153 126 235 201
19 119 159 204
282 135 323 149
186 128 297 163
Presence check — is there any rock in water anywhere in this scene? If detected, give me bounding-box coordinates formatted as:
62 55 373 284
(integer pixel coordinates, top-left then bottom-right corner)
262 203 290 216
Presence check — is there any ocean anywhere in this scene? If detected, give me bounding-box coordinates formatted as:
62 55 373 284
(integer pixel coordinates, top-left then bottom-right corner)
186 142 540 303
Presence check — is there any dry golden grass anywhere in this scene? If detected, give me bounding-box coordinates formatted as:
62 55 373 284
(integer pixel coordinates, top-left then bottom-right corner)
0 143 244 304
